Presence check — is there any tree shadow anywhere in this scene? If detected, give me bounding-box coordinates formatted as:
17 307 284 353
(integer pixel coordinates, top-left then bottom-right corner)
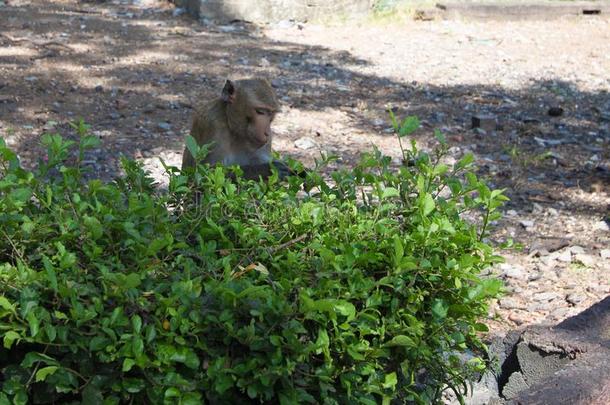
0 1 608 220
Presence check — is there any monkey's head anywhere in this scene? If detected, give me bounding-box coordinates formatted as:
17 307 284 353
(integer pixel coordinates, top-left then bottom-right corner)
222 78 279 149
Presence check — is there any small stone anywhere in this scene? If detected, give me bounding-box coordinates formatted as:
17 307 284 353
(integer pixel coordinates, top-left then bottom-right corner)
95 85 104 93
471 114 497 131
172 8 186 17
372 118 385 127
158 122 171 131
533 292 560 302
259 57 271 67
556 249 572 263
519 220 534 228
508 313 526 325
550 307 572 319
566 293 586 305
600 249 610 260
294 137 317 150
593 220 609 232
499 263 524 279
574 254 595 267
499 297 522 310
569 246 585 254
547 107 564 117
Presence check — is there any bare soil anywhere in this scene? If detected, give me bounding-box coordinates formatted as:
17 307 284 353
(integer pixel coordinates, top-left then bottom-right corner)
1 0 608 335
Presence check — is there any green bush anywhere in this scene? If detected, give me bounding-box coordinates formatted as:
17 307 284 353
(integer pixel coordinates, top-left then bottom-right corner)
0 116 505 404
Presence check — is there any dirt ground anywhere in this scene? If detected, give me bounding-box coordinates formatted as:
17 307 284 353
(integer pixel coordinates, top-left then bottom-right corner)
0 0 608 335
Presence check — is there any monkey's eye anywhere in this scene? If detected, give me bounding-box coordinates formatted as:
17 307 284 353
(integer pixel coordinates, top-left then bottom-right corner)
255 109 266 115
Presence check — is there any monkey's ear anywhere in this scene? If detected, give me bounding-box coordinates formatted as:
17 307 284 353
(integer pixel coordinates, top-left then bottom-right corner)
221 80 236 104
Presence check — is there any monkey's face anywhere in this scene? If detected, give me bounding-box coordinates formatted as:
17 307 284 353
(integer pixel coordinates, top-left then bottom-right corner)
247 106 275 147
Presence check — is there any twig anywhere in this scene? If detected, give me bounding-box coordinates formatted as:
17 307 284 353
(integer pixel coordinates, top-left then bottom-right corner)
267 234 308 255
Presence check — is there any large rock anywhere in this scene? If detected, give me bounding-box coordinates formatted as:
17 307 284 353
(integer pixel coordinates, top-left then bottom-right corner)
184 0 373 23
461 297 610 404
501 296 610 404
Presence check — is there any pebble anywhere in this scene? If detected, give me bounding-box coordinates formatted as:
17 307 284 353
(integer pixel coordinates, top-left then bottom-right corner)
499 297 522 310
600 249 610 260
550 307 572 320
533 292 560 302
519 220 534 228
556 249 572 263
569 246 585 254
566 293 586 305
508 313 527 325
574 254 595 267
294 137 317 150
158 122 171 131
593 220 609 232
172 8 186 17
499 263 525 279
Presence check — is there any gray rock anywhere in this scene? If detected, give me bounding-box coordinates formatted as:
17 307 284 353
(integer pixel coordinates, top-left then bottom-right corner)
556 249 572 263
471 114 497 132
499 297 522 310
574 254 596 267
600 249 610 260
519 219 534 228
158 122 171 131
294 137 317 150
172 8 186 17
502 370 527 399
499 263 525 279
594 220 609 232
566 293 586 305
569 245 585 254
533 292 560 302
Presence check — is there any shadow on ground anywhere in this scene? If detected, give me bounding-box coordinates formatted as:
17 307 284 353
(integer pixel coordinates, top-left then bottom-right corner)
0 1 608 216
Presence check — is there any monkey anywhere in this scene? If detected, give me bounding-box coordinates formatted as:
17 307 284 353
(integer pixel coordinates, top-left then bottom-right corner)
181 78 293 180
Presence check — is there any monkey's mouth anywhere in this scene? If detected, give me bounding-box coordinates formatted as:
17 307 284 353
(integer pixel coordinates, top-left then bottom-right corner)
253 133 269 146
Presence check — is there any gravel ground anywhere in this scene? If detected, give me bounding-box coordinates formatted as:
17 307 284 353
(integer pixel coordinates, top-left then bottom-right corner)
1 0 608 335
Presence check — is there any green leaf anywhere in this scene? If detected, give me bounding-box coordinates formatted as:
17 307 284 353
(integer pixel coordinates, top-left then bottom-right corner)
335 301 356 321
26 311 40 337
434 129 446 144
123 378 146 393
122 358 136 372
81 135 101 150
0 296 16 314
456 153 474 170
432 299 449 320
381 187 399 199
3 331 21 349
421 193 435 217
35 366 59 382
384 335 416 348
131 315 142 335
185 135 199 160
42 256 58 292
123 273 141 289
382 372 398 390
83 215 103 240
21 352 59 368
132 337 144 358
89 336 111 351
398 116 420 137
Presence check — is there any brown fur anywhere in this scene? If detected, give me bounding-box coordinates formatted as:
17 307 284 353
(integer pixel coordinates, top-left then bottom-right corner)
181 78 282 179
